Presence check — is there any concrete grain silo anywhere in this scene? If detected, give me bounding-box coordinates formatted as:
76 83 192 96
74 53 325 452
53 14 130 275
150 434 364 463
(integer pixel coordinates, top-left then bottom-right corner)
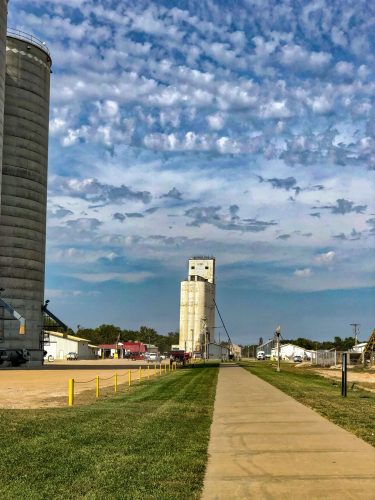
179 257 216 354
0 25 52 365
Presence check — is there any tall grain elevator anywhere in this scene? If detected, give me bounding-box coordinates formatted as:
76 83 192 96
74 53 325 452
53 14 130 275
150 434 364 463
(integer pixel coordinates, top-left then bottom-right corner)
179 257 216 355
0 0 52 365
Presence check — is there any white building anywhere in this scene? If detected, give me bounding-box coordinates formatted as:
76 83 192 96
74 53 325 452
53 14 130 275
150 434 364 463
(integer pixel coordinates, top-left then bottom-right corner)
179 257 215 353
43 331 99 360
352 342 367 354
230 343 242 360
271 343 310 360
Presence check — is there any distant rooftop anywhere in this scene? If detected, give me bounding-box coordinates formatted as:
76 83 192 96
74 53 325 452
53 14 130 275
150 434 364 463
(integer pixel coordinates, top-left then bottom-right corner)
7 28 50 56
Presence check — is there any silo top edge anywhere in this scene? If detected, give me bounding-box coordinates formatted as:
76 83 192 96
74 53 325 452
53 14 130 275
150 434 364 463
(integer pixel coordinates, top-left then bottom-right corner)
7 28 51 57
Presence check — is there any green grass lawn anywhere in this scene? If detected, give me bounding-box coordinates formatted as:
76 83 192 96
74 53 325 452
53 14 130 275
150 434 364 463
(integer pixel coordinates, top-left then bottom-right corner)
0 366 219 500
240 361 375 447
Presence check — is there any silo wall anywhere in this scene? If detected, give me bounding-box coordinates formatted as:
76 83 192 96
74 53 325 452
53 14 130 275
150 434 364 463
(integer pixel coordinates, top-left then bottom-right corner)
0 34 51 364
0 0 8 181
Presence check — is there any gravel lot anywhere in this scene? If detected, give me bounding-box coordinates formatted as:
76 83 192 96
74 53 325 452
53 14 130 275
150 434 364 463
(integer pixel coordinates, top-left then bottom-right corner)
0 359 168 409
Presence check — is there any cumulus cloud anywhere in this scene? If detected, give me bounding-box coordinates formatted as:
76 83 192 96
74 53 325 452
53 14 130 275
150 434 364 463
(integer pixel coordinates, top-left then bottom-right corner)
125 212 144 218
258 176 297 191
66 218 102 232
294 268 312 278
315 198 367 215
207 113 225 130
48 205 74 218
113 212 126 222
279 44 331 72
366 218 375 235
185 205 277 232
314 251 336 265
11 0 375 300
54 178 152 205
75 271 154 284
333 229 362 241
160 187 183 200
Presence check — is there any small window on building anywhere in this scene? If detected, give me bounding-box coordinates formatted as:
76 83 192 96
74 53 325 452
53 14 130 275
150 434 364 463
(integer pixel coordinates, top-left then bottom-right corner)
205 266 209 269
191 266 195 269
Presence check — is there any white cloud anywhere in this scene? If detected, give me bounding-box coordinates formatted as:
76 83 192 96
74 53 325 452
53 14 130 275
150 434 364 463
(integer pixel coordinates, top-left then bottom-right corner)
335 61 354 78
294 268 312 278
259 100 293 119
314 251 336 265
207 113 225 130
75 272 154 283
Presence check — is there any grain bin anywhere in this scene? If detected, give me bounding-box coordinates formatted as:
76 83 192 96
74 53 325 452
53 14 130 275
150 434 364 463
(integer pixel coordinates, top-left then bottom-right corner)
0 29 52 364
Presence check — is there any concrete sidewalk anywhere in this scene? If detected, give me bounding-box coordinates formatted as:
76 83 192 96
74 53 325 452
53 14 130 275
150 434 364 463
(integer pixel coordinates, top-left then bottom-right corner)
202 365 375 499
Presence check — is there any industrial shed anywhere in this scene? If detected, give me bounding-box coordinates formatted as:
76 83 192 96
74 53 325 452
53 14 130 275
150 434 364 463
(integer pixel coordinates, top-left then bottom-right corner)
208 343 229 360
43 331 98 361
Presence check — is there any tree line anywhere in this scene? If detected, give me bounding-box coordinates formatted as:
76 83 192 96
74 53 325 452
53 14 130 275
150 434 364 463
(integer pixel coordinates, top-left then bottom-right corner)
241 336 358 353
74 324 179 353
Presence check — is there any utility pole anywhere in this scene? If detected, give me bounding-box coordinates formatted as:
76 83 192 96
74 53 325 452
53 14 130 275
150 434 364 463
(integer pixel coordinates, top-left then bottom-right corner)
275 326 281 372
350 323 360 346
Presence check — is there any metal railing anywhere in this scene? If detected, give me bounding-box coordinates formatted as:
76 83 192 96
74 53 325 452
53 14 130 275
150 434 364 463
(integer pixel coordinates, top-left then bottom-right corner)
7 27 50 56
68 363 177 406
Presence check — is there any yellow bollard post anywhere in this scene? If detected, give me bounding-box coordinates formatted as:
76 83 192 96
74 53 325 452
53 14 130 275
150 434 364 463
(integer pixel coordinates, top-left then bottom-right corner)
168 363 171 373
68 378 74 406
164 363 166 374
96 375 100 399
139 366 142 381
159 363 162 375
128 370 131 387
114 372 118 393
147 365 150 379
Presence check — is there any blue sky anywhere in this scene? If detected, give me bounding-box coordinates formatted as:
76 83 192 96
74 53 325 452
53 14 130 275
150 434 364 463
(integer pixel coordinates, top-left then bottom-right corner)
9 0 375 344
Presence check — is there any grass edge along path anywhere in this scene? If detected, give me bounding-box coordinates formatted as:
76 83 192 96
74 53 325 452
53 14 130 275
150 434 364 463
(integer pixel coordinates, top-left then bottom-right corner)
0 365 219 500
240 361 375 448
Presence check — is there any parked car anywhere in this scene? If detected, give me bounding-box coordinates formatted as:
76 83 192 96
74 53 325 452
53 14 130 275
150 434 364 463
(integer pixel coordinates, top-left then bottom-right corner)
130 354 144 361
67 352 78 360
147 353 159 362
257 351 265 360
293 355 303 363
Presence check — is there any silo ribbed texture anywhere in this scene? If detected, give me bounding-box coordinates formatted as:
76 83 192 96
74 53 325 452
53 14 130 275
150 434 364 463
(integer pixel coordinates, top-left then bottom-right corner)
0 0 7 179
0 34 51 361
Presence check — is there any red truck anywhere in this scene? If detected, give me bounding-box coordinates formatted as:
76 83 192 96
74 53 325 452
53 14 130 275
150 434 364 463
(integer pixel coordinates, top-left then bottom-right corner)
170 350 191 364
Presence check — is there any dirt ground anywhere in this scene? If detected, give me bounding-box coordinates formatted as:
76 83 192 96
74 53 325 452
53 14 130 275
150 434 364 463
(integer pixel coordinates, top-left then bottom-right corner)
313 367 375 392
0 359 170 409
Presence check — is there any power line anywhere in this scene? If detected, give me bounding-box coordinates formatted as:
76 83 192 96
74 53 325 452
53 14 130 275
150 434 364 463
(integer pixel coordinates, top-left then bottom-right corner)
213 298 233 346
350 323 360 346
